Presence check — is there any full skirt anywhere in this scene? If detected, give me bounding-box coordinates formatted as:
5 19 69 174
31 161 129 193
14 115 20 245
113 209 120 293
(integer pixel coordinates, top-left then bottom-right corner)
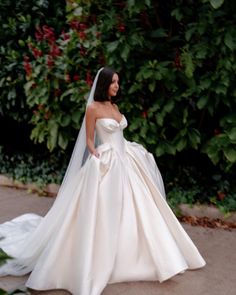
0 140 206 295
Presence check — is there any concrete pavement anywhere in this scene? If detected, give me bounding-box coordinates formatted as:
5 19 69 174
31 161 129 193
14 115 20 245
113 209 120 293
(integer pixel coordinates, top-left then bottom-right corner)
0 186 235 295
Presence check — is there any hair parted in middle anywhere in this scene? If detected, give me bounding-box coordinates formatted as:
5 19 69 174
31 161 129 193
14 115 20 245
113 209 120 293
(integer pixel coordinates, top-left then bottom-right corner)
94 67 121 102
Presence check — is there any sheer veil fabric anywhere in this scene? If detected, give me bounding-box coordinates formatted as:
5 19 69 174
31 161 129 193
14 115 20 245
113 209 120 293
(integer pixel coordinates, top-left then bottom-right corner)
56 67 104 196
0 67 104 275
0 67 206 295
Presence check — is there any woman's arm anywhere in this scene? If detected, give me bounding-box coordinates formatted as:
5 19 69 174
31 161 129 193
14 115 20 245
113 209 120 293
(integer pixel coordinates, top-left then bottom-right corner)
85 104 100 158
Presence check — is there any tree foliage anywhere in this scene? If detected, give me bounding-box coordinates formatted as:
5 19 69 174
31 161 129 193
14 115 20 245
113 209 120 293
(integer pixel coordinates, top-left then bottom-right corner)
0 0 235 174
0 0 66 121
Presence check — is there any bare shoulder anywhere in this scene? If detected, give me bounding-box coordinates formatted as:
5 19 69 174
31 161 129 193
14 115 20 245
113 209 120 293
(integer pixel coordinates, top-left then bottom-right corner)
86 102 98 119
87 102 96 112
113 103 119 110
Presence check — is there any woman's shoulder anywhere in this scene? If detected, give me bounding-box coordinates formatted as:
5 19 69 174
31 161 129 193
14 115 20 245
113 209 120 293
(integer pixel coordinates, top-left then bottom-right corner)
87 102 96 110
86 102 102 120
86 102 96 117
87 101 120 114
113 103 119 110
87 101 102 112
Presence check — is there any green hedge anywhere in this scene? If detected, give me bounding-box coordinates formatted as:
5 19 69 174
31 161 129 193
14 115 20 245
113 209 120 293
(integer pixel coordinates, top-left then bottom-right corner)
0 0 66 122
22 0 236 171
0 0 235 208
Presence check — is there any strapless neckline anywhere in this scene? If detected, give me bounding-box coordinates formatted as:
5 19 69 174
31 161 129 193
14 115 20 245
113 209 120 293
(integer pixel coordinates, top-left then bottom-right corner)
96 114 125 125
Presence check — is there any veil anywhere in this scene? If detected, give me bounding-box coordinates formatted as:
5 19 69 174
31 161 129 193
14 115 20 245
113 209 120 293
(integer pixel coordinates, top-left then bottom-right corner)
55 67 104 202
0 68 105 276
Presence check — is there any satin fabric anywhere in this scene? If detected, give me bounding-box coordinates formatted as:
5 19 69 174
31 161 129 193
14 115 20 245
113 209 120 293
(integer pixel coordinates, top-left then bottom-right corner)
0 115 206 295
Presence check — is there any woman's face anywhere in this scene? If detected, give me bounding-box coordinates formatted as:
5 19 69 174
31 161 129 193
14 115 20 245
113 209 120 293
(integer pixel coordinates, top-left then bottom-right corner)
108 73 119 97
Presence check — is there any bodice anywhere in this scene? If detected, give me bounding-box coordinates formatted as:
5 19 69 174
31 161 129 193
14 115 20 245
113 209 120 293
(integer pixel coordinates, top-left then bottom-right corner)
95 115 128 155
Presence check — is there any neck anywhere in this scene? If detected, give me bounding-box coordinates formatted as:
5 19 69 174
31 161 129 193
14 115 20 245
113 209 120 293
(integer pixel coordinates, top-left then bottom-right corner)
103 99 112 104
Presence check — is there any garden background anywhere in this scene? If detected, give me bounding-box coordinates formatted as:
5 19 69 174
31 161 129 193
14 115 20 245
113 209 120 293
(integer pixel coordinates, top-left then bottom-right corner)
0 0 235 213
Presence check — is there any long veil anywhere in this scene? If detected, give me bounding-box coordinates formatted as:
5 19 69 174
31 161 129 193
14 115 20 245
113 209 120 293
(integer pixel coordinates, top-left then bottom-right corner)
55 67 103 202
0 68 104 276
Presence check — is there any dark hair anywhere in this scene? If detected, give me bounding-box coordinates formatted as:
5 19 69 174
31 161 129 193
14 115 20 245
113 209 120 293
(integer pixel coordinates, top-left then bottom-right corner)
94 67 121 102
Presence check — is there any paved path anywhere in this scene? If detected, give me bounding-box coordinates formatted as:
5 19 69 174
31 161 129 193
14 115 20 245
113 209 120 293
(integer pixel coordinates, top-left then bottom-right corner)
0 186 235 295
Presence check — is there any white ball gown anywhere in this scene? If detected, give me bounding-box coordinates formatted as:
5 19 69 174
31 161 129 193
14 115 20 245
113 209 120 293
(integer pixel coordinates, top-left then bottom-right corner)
0 114 206 295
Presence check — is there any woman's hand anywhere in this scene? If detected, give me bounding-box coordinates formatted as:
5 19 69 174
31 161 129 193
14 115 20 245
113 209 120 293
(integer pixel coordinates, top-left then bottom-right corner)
92 150 100 158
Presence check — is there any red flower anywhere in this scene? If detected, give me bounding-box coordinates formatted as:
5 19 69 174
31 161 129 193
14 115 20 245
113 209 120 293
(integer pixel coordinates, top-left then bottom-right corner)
28 43 43 58
24 55 30 62
78 31 86 40
35 27 44 41
34 25 56 44
117 16 125 33
69 20 80 30
79 23 87 31
47 55 54 68
141 110 148 119
23 59 32 77
73 74 79 81
42 25 56 44
32 47 43 58
118 23 125 33
49 44 61 57
61 30 70 41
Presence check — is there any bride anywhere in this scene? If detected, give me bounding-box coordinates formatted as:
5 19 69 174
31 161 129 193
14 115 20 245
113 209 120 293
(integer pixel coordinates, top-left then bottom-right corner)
0 67 206 295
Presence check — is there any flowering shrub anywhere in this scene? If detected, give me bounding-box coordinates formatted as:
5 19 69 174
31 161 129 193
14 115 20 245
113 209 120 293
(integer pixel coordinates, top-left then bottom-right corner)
0 0 235 207
22 0 236 175
24 23 103 150
0 0 66 121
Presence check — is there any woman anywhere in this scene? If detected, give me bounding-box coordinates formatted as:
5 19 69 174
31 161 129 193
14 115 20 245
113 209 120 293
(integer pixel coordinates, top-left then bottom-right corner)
0 67 206 295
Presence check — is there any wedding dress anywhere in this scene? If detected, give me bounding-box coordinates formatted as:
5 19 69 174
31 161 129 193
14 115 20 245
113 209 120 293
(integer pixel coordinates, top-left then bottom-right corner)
0 114 205 295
